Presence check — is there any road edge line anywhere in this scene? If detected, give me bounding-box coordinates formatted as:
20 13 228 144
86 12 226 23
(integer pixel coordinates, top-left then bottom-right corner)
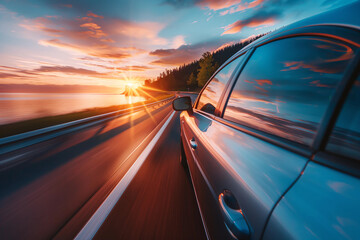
74 111 176 240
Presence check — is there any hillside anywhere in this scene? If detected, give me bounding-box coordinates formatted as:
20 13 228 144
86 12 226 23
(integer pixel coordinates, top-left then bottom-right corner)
144 33 266 91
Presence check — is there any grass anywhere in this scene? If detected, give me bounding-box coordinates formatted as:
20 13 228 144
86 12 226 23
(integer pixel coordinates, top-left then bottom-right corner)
0 94 173 138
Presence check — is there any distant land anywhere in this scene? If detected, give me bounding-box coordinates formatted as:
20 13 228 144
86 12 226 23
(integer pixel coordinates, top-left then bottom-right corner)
0 84 122 94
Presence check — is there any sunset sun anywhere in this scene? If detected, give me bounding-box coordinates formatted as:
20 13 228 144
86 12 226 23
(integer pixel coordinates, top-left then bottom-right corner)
125 82 140 89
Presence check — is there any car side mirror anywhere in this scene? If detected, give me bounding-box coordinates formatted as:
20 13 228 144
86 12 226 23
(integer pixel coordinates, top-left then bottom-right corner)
172 96 193 115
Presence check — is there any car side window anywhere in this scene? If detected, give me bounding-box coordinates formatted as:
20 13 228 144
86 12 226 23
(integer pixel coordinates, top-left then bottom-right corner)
326 75 360 160
196 55 244 115
223 37 356 146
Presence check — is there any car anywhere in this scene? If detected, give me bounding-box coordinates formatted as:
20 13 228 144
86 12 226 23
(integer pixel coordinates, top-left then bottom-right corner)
172 2 360 240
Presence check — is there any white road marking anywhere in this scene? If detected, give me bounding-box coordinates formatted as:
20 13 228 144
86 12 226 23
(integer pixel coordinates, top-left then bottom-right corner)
75 111 176 240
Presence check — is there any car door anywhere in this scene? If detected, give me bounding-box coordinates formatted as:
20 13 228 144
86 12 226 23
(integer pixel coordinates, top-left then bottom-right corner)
181 54 247 239
263 62 360 239
183 28 358 239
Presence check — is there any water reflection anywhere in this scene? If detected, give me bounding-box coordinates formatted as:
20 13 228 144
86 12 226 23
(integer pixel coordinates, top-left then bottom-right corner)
0 93 145 124
224 37 355 145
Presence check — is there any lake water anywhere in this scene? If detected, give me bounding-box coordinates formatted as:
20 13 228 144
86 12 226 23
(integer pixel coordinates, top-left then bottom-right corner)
0 93 146 125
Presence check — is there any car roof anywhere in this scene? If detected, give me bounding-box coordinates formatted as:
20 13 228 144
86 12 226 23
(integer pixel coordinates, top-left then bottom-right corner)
227 1 360 64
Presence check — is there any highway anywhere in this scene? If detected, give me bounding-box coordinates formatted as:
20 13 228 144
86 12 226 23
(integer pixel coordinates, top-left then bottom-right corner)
0 94 206 240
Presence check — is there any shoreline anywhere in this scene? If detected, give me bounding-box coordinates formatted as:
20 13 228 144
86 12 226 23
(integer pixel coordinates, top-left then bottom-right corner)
0 94 173 138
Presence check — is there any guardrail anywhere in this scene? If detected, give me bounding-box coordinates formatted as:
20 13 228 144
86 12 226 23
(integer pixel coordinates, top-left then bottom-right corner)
0 96 175 155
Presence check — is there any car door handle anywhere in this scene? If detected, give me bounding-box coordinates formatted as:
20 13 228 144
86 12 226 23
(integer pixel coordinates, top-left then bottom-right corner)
219 190 250 239
189 138 197 149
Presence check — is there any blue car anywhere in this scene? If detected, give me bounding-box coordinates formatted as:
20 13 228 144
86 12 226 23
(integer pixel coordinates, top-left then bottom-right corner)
173 2 360 239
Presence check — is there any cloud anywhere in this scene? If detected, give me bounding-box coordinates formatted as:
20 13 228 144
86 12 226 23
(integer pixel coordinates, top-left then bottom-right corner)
172 35 186 48
0 72 23 78
222 11 277 35
39 39 133 60
105 19 168 46
0 84 122 94
196 0 243 10
19 17 63 37
0 61 153 84
80 22 101 30
87 11 104 19
0 65 40 79
163 0 242 10
149 40 223 66
219 0 307 34
20 14 159 63
34 65 104 76
220 0 264 15
117 65 154 71
11 3 170 83
150 45 202 65
84 63 154 72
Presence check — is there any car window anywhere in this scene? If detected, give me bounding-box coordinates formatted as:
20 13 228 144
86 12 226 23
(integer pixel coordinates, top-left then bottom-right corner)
223 37 356 146
196 55 244 115
326 75 360 160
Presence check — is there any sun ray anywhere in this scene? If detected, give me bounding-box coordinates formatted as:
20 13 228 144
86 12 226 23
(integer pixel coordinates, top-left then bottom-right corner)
136 87 158 101
132 88 156 123
139 85 168 93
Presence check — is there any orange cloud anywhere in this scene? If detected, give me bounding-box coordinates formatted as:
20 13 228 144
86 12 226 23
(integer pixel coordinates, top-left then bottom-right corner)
87 11 104 19
34 65 104 76
84 63 153 72
80 22 101 30
214 41 236 52
19 17 63 37
108 20 168 46
150 46 203 66
14 10 174 85
0 72 22 78
39 39 133 60
222 17 275 35
196 0 242 10
80 17 93 21
20 15 155 63
220 0 264 15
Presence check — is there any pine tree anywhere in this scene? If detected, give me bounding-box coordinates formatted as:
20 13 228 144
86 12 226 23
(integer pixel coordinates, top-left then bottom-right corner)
197 52 218 87
187 72 197 87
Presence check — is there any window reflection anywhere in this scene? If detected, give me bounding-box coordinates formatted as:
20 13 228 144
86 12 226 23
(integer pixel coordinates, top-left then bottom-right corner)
224 37 355 146
197 55 244 114
326 76 360 160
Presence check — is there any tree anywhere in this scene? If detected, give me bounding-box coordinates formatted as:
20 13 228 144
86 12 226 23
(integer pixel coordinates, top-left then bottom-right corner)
144 33 267 90
197 52 218 87
186 72 197 88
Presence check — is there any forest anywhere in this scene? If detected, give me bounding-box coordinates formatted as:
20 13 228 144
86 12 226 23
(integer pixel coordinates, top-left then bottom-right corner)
144 33 266 91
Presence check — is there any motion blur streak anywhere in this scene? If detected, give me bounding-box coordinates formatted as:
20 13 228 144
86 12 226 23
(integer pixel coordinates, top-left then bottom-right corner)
75 111 175 240
0 93 205 240
0 100 172 239
94 100 206 239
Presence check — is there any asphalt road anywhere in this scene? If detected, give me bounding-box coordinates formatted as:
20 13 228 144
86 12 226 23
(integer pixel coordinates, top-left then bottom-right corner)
0 94 205 239
93 109 206 240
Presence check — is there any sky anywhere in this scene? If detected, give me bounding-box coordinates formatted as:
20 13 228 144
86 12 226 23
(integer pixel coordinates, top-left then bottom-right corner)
0 0 355 92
